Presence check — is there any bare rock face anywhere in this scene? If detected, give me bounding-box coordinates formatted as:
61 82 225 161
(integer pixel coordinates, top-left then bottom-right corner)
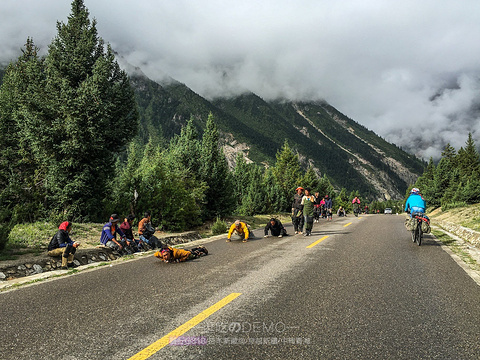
221 133 253 170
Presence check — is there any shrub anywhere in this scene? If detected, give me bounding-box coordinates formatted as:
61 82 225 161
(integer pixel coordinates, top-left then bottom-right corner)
441 201 468 212
211 217 228 235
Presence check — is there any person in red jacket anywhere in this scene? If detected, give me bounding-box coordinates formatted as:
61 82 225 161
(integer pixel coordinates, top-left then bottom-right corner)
48 221 80 269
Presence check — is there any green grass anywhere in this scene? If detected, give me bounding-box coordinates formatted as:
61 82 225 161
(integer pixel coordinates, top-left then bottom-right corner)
3 221 105 253
460 216 480 232
432 229 480 271
7 221 55 249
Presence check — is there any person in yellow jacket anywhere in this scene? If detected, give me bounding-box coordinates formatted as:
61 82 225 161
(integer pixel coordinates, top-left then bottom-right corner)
154 246 208 263
227 220 250 243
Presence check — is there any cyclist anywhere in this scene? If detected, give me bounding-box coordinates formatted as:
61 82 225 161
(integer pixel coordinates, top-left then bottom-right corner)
352 196 361 216
404 188 426 216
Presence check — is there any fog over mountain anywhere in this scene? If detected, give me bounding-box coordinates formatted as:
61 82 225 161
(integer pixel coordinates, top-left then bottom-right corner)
1 0 480 160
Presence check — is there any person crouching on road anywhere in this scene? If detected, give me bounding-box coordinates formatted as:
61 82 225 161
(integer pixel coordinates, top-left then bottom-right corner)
337 206 346 217
227 220 250 243
264 218 287 238
48 221 80 269
154 246 208 263
100 214 127 254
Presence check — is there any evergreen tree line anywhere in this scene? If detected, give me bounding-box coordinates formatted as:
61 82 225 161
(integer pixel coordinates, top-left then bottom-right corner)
410 134 480 210
108 118 366 231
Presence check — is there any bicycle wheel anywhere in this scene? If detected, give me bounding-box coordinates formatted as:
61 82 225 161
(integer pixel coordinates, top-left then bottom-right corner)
417 221 423 246
411 229 416 243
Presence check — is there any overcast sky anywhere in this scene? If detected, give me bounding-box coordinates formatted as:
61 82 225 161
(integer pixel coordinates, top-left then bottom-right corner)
2 0 480 160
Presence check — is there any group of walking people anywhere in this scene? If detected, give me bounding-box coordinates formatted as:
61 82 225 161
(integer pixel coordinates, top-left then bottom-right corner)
292 187 333 236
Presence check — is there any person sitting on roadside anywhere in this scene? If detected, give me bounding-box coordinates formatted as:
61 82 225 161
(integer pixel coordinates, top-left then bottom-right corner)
337 206 346 217
120 214 140 253
154 246 208 263
48 221 80 269
100 214 127 254
227 220 251 243
264 218 287 238
405 187 426 216
137 211 161 248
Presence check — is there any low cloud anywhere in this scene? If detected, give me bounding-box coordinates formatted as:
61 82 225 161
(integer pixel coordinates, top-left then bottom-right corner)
1 0 480 160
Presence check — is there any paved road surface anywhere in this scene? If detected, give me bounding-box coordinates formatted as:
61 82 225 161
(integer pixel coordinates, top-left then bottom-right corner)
1 214 479 359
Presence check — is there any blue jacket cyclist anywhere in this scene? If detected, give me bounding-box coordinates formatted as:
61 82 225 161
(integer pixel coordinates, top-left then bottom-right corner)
404 188 426 216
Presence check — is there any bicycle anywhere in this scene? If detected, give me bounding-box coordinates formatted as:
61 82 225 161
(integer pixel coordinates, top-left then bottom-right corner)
411 213 424 246
353 204 360 217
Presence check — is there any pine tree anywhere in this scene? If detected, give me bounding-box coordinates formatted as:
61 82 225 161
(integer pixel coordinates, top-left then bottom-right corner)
414 157 435 203
272 140 303 209
441 143 457 166
233 154 251 210
26 0 139 220
200 113 235 218
106 140 143 217
318 174 335 199
262 168 287 213
336 188 350 212
168 116 202 178
134 140 203 231
457 133 480 178
301 167 320 192
0 39 47 225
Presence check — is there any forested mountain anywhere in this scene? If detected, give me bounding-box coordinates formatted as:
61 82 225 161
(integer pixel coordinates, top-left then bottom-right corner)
130 69 425 200
0 59 424 200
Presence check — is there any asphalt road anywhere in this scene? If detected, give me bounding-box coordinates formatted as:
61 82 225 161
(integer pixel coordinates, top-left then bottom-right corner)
1 214 479 359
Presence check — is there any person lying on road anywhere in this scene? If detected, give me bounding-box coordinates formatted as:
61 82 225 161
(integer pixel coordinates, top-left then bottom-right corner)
154 246 208 263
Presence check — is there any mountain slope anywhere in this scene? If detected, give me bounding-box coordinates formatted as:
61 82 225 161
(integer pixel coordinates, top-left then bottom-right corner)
212 95 425 199
130 67 425 200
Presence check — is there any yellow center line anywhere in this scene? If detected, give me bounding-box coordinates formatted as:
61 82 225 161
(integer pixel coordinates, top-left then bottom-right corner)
128 292 242 360
344 222 352 227
306 235 329 248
